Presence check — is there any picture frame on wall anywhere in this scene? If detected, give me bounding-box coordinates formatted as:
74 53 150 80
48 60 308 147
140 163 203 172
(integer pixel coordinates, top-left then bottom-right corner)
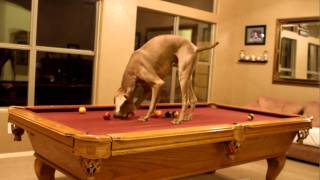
245 25 266 45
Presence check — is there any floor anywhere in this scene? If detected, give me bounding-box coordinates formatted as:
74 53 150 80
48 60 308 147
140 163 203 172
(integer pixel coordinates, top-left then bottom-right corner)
0 156 318 180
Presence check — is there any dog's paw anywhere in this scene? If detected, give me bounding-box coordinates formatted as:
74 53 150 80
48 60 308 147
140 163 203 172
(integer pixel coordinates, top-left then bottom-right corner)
184 114 193 121
171 118 182 125
138 116 149 122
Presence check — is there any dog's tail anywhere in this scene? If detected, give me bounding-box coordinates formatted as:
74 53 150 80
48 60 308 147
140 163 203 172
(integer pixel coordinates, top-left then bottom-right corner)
196 42 219 52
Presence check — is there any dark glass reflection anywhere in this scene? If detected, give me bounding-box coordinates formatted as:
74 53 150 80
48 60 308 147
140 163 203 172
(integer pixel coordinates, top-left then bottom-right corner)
0 48 28 106
37 0 96 50
35 52 93 105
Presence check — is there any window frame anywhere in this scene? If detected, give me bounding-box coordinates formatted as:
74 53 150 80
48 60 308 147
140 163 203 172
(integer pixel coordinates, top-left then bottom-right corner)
0 0 102 106
161 0 216 13
279 37 296 78
307 43 320 80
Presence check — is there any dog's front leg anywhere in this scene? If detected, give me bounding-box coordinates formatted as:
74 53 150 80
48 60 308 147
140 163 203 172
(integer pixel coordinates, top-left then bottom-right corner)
134 85 150 109
139 80 164 122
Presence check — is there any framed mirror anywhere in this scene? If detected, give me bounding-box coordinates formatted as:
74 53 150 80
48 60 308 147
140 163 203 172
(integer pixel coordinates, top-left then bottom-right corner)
273 17 320 87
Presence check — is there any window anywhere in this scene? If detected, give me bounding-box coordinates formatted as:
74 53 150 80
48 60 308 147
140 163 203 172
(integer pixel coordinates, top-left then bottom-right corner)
279 37 296 78
162 0 214 12
135 8 214 103
37 0 96 50
308 44 320 80
0 0 100 106
0 0 31 106
0 48 28 106
35 52 93 105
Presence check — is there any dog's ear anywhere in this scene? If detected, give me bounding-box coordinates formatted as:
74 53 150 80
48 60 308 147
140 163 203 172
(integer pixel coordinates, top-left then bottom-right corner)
115 94 127 113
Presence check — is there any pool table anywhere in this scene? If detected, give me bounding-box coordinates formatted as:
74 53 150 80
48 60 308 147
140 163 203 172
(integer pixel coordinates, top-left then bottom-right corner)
8 104 311 180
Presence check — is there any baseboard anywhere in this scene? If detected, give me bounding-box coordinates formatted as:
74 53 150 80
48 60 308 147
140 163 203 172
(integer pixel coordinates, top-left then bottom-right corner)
0 151 34 159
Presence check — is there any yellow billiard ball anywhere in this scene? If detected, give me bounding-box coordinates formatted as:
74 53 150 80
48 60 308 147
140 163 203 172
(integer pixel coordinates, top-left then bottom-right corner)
154 110 162 118
79 106 86 114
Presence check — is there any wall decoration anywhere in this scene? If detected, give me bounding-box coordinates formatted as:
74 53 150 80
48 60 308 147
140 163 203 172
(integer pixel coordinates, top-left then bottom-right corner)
245 25 266 45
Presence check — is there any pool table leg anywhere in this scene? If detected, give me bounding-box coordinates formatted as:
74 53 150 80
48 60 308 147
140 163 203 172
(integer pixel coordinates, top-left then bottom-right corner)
34 158 55 180
266 154 286 180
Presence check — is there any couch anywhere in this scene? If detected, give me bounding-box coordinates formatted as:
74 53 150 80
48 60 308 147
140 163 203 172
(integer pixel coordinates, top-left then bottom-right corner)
244 97 319 165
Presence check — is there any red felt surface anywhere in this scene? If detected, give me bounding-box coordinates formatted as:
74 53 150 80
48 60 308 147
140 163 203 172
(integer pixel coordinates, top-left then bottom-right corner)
34 107 283 135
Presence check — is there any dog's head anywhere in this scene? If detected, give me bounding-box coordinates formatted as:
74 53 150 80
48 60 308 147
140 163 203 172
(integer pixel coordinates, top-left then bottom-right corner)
113 90 136 119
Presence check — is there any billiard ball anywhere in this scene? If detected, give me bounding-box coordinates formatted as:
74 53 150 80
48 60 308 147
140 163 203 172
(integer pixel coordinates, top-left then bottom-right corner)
79 106 86 114
173 111 179 118
165 111 173 118
247 113 254 121
153 110 162 118
127 112 135 118
103 112 111 120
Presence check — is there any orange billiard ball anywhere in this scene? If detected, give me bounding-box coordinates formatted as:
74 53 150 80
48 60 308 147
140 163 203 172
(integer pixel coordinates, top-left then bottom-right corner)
103 112 111 120
154 110 163 118
173 111 179 118
79 106 86 114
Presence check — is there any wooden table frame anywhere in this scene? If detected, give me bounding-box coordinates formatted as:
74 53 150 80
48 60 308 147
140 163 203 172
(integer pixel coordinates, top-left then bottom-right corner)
8 104 311 180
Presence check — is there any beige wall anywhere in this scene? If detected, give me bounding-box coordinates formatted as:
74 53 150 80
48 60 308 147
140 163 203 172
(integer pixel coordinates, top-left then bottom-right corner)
0 108 32 153
212 0 319 106
95 0 138 104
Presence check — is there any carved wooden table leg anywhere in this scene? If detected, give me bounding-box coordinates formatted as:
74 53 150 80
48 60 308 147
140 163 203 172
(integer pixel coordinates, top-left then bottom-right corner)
34 158 55 180
80 157 101 180
11 124 24 141
266 154 286 180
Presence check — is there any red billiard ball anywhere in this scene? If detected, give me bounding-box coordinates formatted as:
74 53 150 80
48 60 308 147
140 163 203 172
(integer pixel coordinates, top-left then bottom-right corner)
127 112 135 118
103 112 111 120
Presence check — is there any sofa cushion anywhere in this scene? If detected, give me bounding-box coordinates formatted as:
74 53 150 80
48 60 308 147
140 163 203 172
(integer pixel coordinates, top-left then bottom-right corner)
282 102 304 114
258 96 303 114
258 96 285 113
303 101 320 127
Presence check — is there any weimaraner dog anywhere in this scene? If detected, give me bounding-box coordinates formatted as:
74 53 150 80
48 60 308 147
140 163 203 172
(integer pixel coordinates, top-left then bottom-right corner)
114 35 219 124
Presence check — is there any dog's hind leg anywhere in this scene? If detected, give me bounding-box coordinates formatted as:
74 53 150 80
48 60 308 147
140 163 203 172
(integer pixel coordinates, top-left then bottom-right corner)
172 77 189 124
172 54 196 124
185 81 197 120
